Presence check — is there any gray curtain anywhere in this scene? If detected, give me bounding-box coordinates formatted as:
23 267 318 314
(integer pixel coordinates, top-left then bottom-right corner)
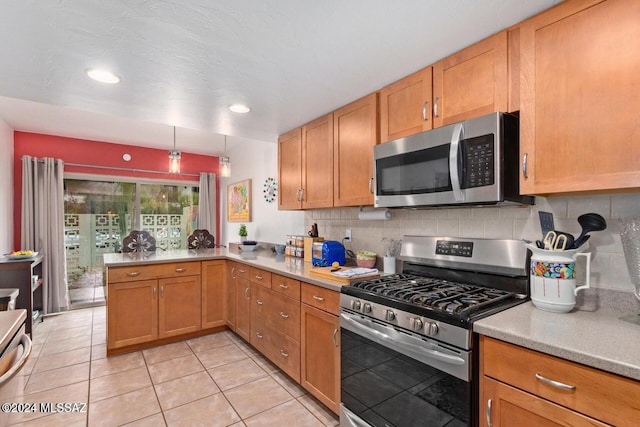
198 172 217 239
21 156 69 314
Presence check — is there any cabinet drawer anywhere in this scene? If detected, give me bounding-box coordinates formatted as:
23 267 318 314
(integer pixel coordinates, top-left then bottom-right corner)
301 283 339 315
251 284 300 341
108 262 200 283
251 327 300 382
271 274 301 300
481 336 640 427
234 264 251 279
250 267 272 287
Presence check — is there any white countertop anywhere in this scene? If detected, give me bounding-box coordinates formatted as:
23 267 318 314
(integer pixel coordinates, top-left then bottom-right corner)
474 291 640 381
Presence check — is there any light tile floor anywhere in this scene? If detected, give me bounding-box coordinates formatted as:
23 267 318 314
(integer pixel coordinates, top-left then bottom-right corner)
10 307 339 426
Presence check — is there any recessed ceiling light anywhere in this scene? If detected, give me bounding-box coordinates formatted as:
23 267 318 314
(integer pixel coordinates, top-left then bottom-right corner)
87 69 120 84
229 104 251 113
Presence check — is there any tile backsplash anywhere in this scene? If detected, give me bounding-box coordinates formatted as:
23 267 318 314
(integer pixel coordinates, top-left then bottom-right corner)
305 192 640 293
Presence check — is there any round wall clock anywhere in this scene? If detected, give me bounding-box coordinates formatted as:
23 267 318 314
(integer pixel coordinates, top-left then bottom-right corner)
263 177 277 203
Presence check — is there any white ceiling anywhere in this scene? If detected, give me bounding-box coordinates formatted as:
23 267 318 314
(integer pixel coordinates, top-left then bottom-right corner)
0 0 560 156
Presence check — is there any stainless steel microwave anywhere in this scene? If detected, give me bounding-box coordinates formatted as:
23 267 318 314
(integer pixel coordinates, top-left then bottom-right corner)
374 112 534 208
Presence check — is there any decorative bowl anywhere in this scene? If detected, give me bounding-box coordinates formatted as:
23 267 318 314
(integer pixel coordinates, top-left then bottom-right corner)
274 244 286 254
240 244 258 252
356 251 377 268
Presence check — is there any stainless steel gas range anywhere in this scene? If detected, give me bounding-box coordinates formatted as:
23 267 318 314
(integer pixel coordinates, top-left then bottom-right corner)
339 236 530 427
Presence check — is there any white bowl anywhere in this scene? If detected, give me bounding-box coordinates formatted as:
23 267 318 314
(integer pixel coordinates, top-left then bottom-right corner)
240 244 257 252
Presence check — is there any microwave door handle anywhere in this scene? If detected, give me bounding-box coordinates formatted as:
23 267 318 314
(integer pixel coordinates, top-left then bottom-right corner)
449 123 465 202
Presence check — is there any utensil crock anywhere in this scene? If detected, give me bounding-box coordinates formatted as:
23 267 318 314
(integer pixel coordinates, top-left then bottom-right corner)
525 243 591 313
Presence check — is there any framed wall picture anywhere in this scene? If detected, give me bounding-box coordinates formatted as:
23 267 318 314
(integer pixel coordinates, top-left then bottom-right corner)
227 179 251 222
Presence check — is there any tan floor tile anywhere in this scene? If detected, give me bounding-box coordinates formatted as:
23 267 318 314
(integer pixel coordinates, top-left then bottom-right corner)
91 331 106 345
8 411 88 426
224 376 293 419
45 324 92 342
142 341 192 365
298 395 339 427
90 351 145 378
39 335 92 356
272 372 307 398
87 386 160 427
233 339 260 357
195 343 248 369
122 412 167 426
244 399 325 427
207 358 268 391
8 381 88 425
147 353 204 385
186 332 233 353
251 354 280 374
229 423 246 427
32 347 91 373
91 344 106 361
154 371 219 410
89 366 151 402
24 362 90 394
163 394 240 427
21 354 37 376
50 316 93 331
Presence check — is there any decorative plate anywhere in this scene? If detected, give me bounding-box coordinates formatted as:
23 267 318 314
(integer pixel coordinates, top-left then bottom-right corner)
263 177 277 203
7 252 38 260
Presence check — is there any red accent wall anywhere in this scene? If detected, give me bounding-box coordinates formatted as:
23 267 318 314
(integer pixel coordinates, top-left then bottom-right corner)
13 131 220 249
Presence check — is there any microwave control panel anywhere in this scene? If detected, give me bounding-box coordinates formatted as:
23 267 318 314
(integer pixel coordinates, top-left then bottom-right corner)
462 135 495 189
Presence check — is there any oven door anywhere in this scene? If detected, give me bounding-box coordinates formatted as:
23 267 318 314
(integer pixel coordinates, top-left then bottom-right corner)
340 309 473 427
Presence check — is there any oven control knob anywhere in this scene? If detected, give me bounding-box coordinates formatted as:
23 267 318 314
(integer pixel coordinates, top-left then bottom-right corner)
409 318 424 331
427 322 439 336
362 303 372 314
385 310 396 321
351 300 361 311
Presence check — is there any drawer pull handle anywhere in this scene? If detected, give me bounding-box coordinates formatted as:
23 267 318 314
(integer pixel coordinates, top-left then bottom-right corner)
255 275 263 280
535 373 576 391
279 312 289 319
486 399 492 427
312 295 325 302
160 286 164 297
153 287 156 298
256 299 264 305
256 332 263 339
231 267 236 279
175 268 186 273
238 269 246 273
280 350 289 358
244 287 250 299
333 328 339 347
126 272 141 277
279 284 289 289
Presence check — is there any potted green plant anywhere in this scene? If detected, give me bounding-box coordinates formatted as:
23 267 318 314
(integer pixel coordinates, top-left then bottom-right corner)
238 224 248 242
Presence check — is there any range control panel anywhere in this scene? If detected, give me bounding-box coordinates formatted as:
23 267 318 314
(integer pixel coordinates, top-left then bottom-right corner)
435 240 474 257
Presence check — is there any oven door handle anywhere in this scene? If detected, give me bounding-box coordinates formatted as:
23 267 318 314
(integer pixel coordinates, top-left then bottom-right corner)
340 312 466 367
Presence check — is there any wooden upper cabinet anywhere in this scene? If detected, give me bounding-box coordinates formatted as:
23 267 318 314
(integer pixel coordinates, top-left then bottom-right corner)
302 113 334 209
432 31 508 128
379 67 432 143
333 93 379 206
520 0 640 195
278 128 302 210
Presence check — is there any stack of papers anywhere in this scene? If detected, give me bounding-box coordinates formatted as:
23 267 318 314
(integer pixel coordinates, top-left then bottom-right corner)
331 268 379 278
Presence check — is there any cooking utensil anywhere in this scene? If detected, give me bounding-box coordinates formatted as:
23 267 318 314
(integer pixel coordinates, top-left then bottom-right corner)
308 223 319 237
538 211 555 240
572 213 607 249
544 231 569 251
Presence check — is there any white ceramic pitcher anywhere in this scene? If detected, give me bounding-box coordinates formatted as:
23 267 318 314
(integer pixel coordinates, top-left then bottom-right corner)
525 243 591 313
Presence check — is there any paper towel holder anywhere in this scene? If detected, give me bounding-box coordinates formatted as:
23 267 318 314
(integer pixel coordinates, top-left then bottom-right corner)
358 206 392 220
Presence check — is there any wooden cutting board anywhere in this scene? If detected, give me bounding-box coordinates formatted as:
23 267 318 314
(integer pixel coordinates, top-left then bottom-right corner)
308 266 380 283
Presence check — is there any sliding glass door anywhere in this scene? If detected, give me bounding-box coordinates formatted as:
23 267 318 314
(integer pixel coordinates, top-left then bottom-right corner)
63 178 199 307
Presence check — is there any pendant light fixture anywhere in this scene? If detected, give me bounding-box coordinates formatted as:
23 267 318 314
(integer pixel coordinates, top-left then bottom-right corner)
219 135 231 177
168 126 181 174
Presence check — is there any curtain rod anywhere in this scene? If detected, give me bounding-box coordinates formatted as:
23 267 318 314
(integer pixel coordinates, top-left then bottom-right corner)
23 157 201 177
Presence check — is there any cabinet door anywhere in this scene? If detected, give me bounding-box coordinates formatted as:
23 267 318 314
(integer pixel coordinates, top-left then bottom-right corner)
202 260 226 329
300 303 340 414
520 0 640 194
235 276 251 341
278 127 302 210
158 275 201 338
481 377 608 427
225 262 237 330
302 113 334 208
379 67 433 142
333 93 379 207
107 279 158 349
433 31 508 128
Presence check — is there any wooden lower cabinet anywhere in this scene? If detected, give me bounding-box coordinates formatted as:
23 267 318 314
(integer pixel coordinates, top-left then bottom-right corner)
158 275 201 338
235 275 252 342
300 302 340 414
201 260 226 329
225 261 237 330
480 336 640 427
107 279 158 349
